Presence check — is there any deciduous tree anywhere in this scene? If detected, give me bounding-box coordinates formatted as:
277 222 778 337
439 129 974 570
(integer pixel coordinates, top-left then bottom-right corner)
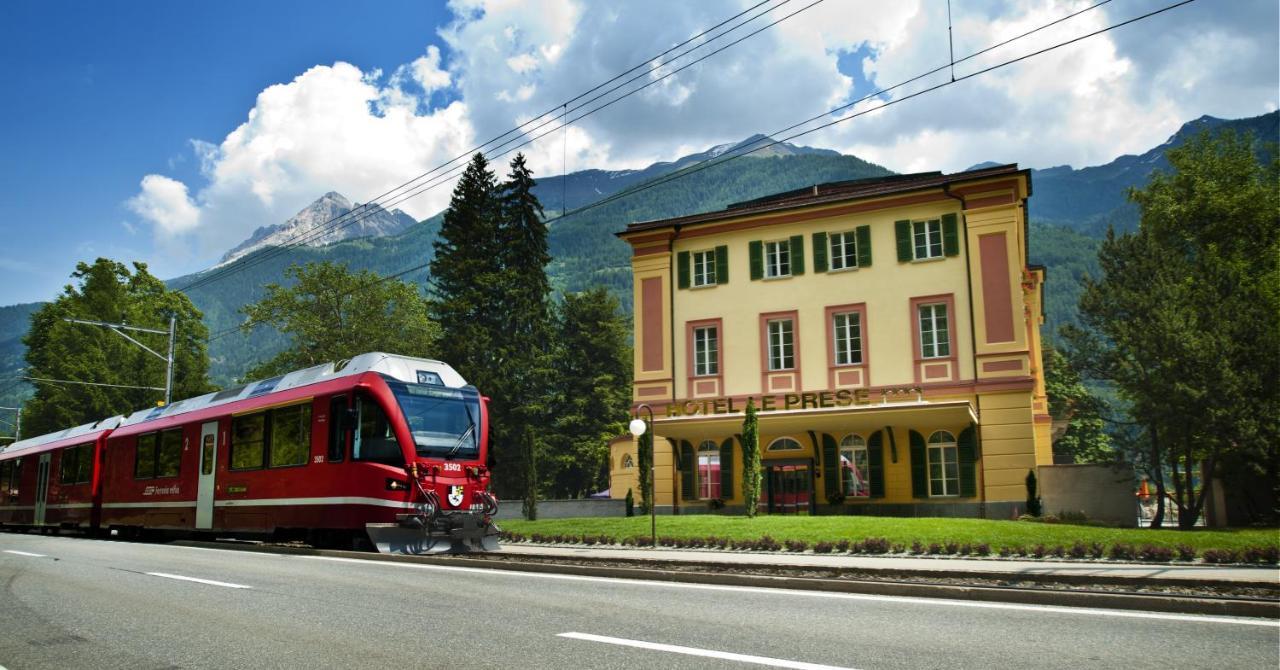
22 259 211 435
239 261 437 379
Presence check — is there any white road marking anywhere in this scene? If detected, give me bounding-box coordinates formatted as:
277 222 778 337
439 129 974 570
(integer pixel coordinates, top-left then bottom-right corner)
302 555 1280 628
3 550 46 557
559 632 857 670
145 572 251 589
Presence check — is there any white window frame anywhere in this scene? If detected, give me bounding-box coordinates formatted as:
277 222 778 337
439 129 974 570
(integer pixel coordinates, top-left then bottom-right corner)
767 437 802 452
912 219 943 260
832 312 862 366
693 326 718 376
829 230 858 271
927 431 959 497
696 440 721 500
918 303 950 359
765 240 791 278
839 434 869 498
692 250 717 287
767 319 794 370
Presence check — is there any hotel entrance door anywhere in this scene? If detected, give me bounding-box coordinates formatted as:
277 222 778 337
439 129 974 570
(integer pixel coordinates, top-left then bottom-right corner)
766 464 812 515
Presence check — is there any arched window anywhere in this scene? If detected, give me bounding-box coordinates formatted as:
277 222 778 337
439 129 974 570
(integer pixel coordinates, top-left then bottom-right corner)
767 437 802 452
927 431 959 497
696 440 720 499
839 434 869 498
621 453 634 469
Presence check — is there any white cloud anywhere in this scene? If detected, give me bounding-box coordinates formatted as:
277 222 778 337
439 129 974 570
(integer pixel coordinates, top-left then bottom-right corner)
130 60 476 263
127 175 200 236
123 0 1276 273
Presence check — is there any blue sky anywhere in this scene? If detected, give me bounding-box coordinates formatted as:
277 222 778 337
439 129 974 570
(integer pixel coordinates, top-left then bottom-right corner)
1 0 1276 306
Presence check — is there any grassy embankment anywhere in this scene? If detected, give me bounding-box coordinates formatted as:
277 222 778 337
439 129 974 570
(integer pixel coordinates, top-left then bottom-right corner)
502 516 1279 555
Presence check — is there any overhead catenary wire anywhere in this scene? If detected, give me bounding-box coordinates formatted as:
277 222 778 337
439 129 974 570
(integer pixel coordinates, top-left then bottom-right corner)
173 0 806 295
209 0 1189 346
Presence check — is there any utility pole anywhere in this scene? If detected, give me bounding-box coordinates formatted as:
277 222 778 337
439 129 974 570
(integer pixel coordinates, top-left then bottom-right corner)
0 404 19 443
64 316 177 405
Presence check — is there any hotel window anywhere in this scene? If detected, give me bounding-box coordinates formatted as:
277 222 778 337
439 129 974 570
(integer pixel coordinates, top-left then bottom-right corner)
840 434 869 498
767 319 794 370
927 431 959 497
765 240 791 278
696 440 721 499
692 250 717 287
832 312 862 365
918 303 950 359
829 231 858 270
693 326 719 376
767 437 802 452
912 219 943 260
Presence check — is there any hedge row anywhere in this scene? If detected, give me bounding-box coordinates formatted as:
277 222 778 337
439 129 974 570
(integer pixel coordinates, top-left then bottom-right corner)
498 531 1279 565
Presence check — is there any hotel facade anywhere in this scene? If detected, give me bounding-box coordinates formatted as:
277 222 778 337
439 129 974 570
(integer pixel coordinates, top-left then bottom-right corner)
610 165 1052 517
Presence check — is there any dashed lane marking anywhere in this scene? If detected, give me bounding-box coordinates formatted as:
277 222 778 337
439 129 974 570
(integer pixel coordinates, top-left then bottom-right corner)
145 572 251 589
559 632 858 670
3 550 46 557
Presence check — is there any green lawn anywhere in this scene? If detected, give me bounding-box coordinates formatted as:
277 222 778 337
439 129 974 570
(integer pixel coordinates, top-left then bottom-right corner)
502 516 1279 555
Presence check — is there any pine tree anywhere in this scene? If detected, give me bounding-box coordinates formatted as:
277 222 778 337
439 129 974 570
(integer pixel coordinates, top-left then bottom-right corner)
544 288 631 498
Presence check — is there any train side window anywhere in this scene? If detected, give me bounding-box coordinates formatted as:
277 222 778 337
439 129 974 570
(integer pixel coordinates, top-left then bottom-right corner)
328 396 348 463
75 444 93 484
59 447 76 485
1 461 10 498
157 429 182 478
135 433 159 479
8 458 19 500
230 413 267 471
268 403 311 468
353 395 403 465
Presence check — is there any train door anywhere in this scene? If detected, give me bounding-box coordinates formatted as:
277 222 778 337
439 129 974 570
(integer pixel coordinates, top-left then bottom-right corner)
33 452 51 525
196 421 218 529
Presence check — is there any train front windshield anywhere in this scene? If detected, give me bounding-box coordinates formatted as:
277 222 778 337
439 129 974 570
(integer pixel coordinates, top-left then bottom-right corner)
386 381 482 459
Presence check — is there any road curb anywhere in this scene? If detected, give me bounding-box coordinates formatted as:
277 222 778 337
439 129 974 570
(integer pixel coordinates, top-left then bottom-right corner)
171 540 1279 620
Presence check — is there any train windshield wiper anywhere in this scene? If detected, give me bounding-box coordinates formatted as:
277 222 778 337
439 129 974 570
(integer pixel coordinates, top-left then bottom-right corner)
447 402 477 458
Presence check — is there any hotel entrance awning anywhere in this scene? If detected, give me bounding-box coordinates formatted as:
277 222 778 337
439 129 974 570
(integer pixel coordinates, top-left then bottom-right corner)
646 400 978 444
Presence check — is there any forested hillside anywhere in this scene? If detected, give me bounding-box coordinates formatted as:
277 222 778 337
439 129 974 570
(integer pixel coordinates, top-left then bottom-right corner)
0 112 1273 394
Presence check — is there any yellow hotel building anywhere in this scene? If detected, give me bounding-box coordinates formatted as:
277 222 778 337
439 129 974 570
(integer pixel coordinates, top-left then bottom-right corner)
610 165 1052 517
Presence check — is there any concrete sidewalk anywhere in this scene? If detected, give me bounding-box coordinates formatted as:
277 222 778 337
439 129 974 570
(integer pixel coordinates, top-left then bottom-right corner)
499 542 1280 586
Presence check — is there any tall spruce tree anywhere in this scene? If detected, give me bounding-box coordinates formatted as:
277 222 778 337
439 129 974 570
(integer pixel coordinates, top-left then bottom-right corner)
498 154 554 508
430 153 555 500
22 259 212 436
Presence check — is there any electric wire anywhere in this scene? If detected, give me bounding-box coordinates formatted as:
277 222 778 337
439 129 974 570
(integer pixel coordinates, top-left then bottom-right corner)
207 0 1190 347
173 0 802 295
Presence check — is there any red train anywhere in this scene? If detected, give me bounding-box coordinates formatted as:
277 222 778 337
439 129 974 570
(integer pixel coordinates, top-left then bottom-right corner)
0 353 499 553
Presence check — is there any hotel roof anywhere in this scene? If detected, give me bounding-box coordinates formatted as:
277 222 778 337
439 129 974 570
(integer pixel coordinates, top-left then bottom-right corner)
617 163 1030 237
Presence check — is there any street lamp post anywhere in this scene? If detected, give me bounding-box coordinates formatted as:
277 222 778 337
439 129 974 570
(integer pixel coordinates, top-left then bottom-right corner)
628 404 656 547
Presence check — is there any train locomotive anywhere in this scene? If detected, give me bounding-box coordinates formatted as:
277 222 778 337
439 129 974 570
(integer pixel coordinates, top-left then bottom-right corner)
0 352 500 553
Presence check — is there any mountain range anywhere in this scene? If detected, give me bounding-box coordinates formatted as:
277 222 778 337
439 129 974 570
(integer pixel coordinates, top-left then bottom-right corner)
0 111 1274 403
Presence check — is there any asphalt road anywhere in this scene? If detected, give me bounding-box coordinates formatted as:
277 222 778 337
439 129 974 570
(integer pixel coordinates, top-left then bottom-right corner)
1 533 1276 670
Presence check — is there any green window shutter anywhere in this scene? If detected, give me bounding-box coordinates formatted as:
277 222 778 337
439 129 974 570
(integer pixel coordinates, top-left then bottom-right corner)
680 441 696 501
867 430 885 498
812 232 828 273
677 251 690 289
895 220 912 262
719 437 735 500
909 429 928 499
789 235 805 275
749 240 763 280
958 425 977 497
821 433 838 502
856 225 872 268
714 245 729 285
942 213 960 256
